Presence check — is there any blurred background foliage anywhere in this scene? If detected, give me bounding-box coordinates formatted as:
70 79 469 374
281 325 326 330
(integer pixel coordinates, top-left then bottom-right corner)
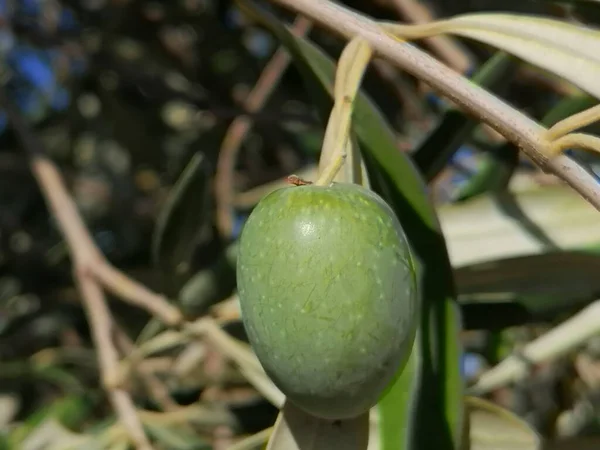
2 0 600 449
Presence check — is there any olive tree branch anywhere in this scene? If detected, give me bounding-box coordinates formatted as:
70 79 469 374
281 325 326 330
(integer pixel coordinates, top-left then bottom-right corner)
0 87 185 449
387 0 472 73
260 0 600 210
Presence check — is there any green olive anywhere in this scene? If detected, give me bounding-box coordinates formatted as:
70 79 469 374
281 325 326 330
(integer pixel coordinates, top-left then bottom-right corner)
236 182 418 420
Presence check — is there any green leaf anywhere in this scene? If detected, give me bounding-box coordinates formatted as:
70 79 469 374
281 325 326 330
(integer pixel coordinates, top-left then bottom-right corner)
453 142 519 201
413 51 517 181
8 395 94 447
237 1 463 449
151 152 212 278
542 94 598 126
440 184 600 268
466 396 540 450
178 243 238 316
383 13 600 100
457 250 600 329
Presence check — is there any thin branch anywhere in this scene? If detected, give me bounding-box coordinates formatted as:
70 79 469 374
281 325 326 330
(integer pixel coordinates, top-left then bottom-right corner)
264 0 600 211
546 103 600 140
468 300 600 395
113 326 179 412
94 263 182 326
77 271 153 450
0 88 155 449
215 16 312 237
388 0 472 73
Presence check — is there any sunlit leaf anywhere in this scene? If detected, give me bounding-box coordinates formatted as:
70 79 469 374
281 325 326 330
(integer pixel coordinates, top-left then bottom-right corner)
441 184 600 267
453 142 519 201
382 13 600 99
466 396 541 450
456 250 600 329
237 2 464 449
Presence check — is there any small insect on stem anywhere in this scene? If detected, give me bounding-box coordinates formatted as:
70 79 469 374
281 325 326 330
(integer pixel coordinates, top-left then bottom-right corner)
287 174 313 186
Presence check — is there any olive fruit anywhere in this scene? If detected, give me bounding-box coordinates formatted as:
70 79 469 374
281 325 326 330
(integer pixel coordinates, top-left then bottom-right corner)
236 182 418 420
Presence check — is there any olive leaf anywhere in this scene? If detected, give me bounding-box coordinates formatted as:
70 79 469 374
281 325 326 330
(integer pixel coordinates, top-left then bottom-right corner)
441 184 600 268
466 396 540 450
236 2 463 449
452 142 520 201
381 13 600 100
457 250 600 329
151 152 212 277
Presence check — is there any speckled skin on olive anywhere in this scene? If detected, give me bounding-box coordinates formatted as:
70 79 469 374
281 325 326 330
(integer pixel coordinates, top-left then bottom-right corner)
236 182 418 420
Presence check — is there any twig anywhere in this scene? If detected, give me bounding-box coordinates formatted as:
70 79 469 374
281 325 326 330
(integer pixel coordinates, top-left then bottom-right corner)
93 263 181 326
15 160 181 324
388 0 472 73
113 326 179 412
187 318 286 408
468 300 600 395
215 16 312 237
77 271 153 450
0 88 155 450
264 0 600 211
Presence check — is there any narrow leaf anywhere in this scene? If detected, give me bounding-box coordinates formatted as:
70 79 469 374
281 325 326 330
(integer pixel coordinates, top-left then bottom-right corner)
456 250 600 329
441 184 600 267
151 152 211 277
466 396 541 450
382 13 600 99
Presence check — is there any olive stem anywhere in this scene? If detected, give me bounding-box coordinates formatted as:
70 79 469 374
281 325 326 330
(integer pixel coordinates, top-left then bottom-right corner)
317 37 372 186
315 151 348 186
265 0 600 211
545 103 600 140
